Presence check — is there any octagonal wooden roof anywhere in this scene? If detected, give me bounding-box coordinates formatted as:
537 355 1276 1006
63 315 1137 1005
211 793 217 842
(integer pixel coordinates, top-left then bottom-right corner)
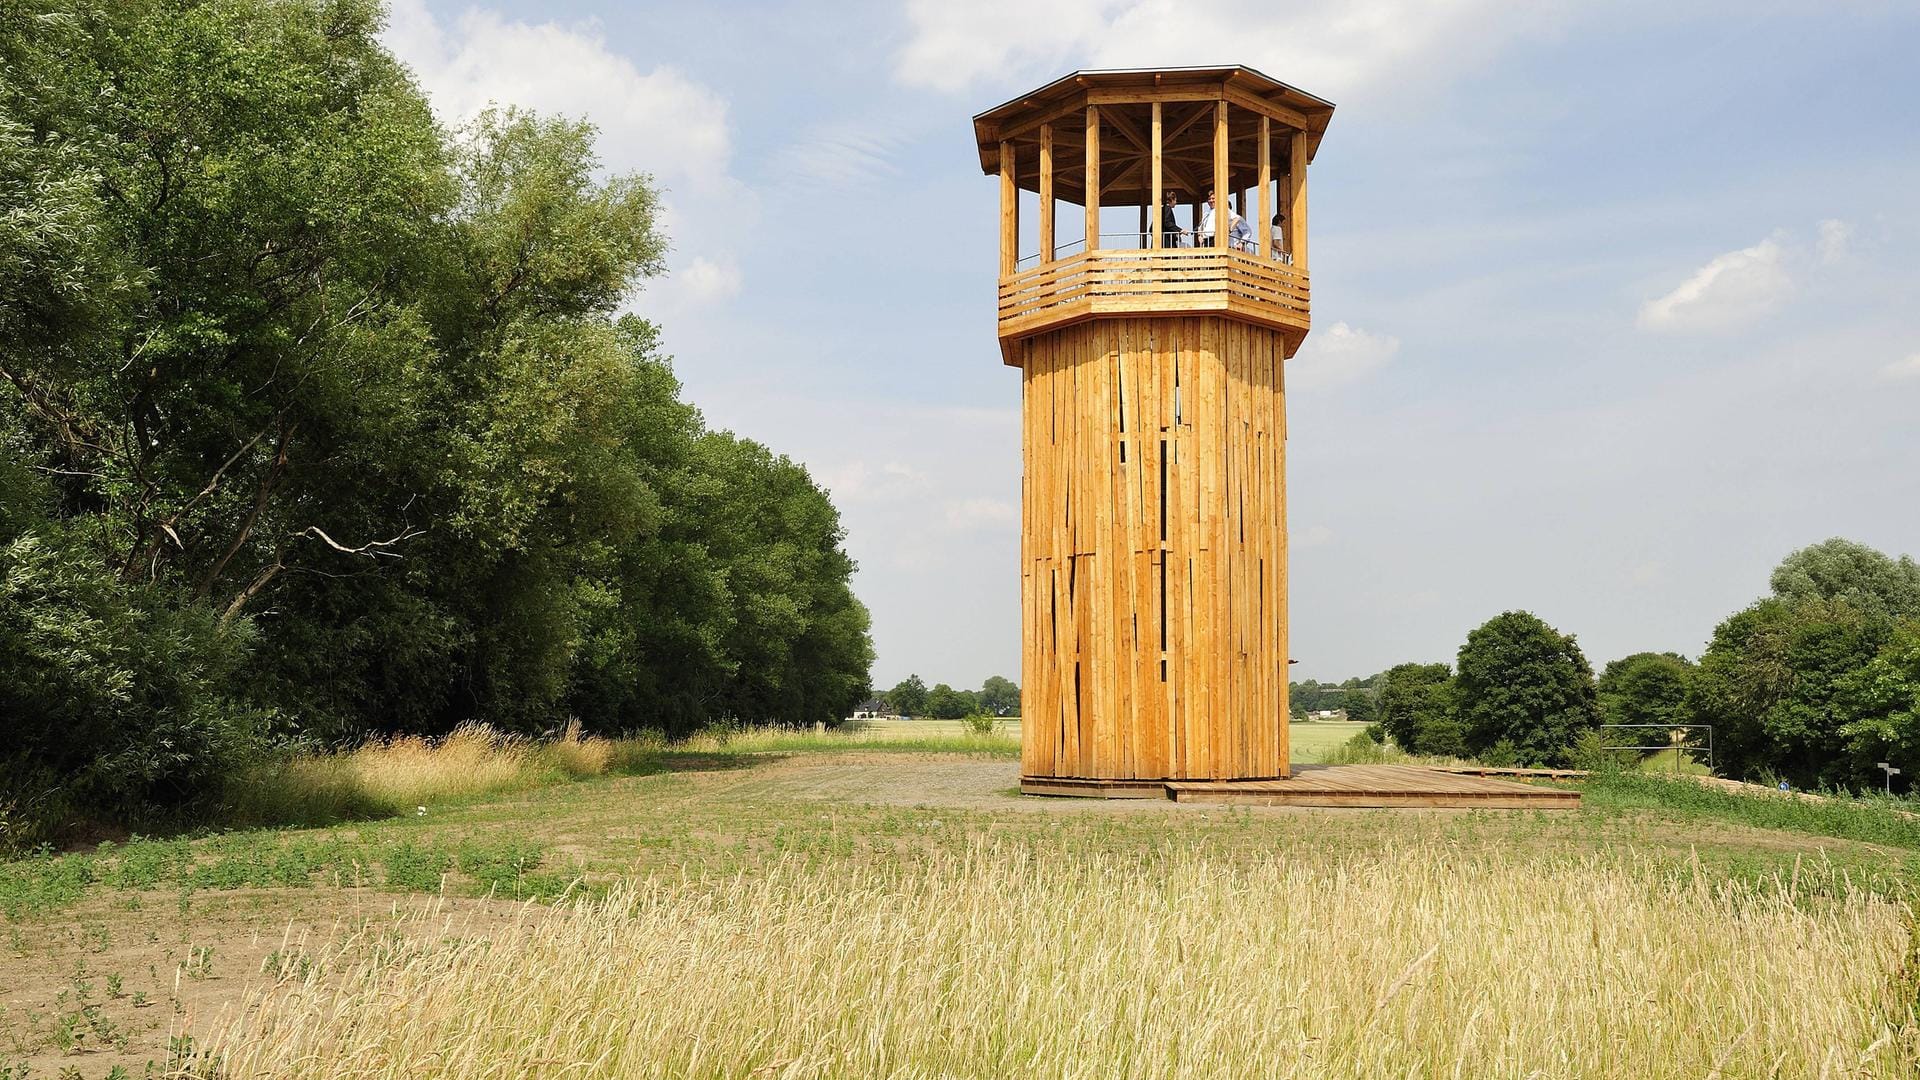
972 66 1335 206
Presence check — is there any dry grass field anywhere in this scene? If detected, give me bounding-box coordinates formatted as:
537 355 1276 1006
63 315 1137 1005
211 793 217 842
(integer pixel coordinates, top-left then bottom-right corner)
2 732 1916 1078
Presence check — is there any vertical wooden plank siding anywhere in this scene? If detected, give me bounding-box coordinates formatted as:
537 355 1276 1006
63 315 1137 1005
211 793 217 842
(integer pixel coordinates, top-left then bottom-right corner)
1274 331 1291 770
1084 106 1101 252
1256 117 1272 259
1020 315 1291 781
1149 102 1163 250
998 140 1017 277
1289 131 1309 271
1038 123 1055 263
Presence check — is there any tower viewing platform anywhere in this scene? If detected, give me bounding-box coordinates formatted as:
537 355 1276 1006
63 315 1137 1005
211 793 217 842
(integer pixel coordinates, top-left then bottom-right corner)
973 66 1334 365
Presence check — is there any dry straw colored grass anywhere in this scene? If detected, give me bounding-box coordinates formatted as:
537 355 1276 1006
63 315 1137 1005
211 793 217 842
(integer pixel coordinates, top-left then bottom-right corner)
198 844 1919 1079
226 721 635 824
225 722 1011 827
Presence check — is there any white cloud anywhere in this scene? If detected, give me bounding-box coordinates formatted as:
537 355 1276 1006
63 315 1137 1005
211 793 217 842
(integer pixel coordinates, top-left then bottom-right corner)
944 497 1018 528
1884 353 1920 380
893 0 1576 101
768 122 907 190
382 1 753 311
1816 218 1853 264
1637 234 1789 332
676 256 743 304
1287 322 1400 391
819 460 932 503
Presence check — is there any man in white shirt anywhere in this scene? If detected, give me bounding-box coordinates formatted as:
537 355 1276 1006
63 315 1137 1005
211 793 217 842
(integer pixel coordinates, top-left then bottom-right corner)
1201 188 1254 251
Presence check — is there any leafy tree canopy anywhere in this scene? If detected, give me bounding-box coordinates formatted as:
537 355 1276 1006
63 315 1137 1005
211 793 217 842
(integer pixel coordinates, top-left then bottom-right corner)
1770 538 1920 621
1596 652 1693 731
1374 663 1460 757
885 675 928 718
0 0 872 841
1454 612 1599 767
924 683 979 720
1686 598 1891 788
978 675 1019 716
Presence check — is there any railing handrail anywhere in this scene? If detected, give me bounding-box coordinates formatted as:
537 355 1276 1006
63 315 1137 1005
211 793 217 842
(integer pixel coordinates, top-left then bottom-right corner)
1005 245 1305 285
1016 238 1294 271
994 245 1311 338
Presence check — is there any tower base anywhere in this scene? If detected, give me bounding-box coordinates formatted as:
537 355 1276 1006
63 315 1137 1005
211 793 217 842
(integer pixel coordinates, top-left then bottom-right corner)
1019 765 1581 808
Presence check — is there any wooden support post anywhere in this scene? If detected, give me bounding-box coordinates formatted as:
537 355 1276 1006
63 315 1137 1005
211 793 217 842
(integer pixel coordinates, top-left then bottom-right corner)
1085 106 1101 252
1256 116 1272 258
1289 130 1309 271
1211 101 1228 250
998 140 1017 276
1039 123 1055 263
1149 102 1163 250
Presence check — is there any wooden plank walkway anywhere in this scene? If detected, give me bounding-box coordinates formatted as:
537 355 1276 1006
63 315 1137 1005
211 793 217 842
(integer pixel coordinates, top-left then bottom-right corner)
1166 765 1579 808
1021 765 1580 808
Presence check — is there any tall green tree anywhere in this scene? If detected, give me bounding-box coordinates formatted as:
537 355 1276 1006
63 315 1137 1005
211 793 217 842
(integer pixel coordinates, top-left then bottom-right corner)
0 0 874 837
924 683 978 720
886 675 929 718
1770 538 1920 621
1454 612 1599 766
1340 676 1380 724
1686 598 1891 787
979 675 1019 715
1833 622 1920 792
1596 652 1693 731
1375 663 1461 756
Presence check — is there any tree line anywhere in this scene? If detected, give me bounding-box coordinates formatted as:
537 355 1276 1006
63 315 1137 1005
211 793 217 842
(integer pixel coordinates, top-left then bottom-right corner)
0 0 873 841
879 675 1020 719
1309 538 1919 789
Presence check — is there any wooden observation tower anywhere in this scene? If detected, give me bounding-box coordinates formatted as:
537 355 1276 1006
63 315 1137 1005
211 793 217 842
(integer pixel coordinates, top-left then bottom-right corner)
973 67 1334 795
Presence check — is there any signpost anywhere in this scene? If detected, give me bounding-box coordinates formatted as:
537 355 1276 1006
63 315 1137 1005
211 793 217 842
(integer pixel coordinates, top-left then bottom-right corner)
1877 761 1902 796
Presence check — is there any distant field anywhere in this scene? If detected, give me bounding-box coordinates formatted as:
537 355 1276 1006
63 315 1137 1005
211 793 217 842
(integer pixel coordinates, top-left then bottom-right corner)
1286 720 1375 762
847 718 1023 740
852 717 1374 764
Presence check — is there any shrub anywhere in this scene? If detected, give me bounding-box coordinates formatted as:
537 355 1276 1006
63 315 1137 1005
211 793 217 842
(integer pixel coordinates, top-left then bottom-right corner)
959 712 999 736
1 530 264 849
1319 732 1406 766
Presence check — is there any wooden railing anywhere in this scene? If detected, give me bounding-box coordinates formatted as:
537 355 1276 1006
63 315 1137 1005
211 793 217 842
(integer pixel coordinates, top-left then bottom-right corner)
997 248 1310 339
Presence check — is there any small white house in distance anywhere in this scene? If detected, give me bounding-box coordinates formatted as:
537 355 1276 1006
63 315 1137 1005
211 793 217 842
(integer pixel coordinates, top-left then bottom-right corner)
849 698 893 720
1308 709 1346 721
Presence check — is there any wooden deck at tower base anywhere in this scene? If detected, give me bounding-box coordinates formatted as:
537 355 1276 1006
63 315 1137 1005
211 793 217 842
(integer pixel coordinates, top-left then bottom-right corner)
1021 764 1580 808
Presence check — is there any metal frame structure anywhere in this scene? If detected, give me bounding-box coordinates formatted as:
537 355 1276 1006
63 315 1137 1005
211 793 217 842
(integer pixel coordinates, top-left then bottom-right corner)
1597 723 1715 772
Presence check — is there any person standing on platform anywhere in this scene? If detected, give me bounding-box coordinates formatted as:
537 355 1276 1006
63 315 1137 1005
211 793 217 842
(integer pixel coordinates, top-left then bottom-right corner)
1201 188 1252 251
1229 209 1255 252
1158 189 1185 247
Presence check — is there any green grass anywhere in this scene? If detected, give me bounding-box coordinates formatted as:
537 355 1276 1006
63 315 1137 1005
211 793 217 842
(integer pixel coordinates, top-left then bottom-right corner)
1575 771 1920 853
1287 721 1378 762
677 729 1020 757
0 828 567 920
7 745 1919 923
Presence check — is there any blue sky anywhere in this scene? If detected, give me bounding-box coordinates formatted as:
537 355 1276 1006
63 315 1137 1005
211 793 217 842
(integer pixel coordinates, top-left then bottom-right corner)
385 0 1920 689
